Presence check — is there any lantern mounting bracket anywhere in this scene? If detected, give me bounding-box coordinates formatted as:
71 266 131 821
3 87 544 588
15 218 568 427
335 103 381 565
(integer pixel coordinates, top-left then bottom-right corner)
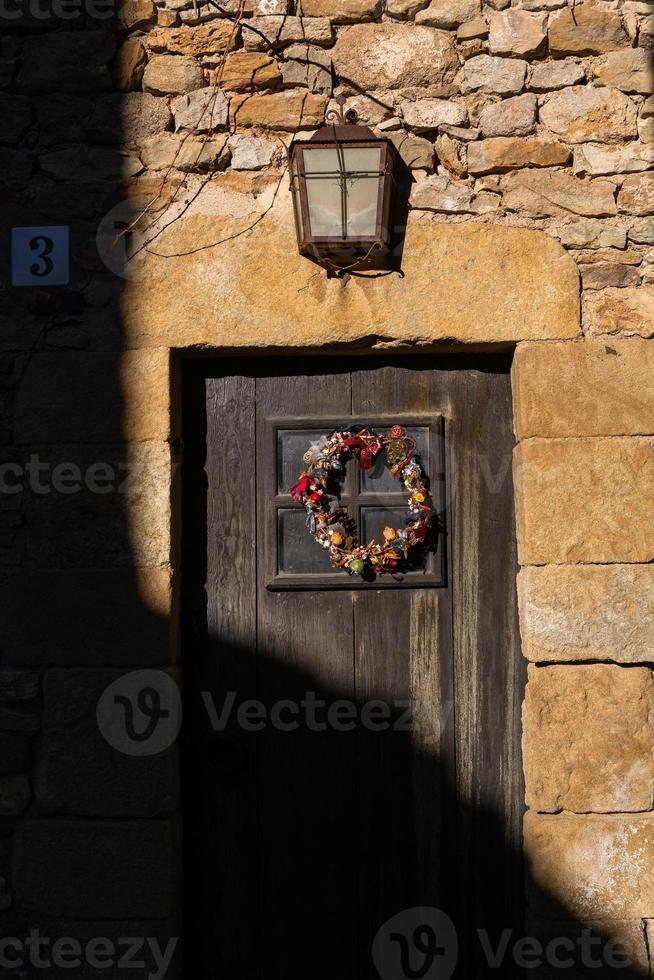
325 94 359 128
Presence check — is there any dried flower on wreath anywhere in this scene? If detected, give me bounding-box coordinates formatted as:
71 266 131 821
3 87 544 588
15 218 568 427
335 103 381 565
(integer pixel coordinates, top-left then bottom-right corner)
290 424 435 578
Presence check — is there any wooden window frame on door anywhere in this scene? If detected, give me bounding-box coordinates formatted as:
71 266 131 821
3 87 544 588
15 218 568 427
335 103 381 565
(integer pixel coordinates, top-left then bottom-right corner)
262 414 448 591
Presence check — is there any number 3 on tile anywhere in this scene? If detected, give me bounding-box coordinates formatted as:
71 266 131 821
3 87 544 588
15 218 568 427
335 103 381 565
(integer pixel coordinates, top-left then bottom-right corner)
11 226 70 287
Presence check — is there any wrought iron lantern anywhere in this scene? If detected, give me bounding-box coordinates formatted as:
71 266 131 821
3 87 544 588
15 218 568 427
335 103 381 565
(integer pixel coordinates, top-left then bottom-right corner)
288 98 398 272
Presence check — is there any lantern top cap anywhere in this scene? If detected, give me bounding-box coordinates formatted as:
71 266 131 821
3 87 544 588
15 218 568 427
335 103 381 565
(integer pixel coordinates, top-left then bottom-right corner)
307 94 380 143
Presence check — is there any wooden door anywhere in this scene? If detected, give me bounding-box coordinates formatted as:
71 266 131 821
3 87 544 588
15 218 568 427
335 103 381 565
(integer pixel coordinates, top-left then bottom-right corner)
182 355 524 980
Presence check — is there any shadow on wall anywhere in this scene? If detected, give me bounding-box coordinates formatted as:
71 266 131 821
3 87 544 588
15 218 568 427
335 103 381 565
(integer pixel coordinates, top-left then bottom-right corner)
0 8 183 980
0 12 649 980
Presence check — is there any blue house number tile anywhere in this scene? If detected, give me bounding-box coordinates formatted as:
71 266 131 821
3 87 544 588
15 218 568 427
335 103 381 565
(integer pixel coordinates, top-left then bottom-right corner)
11 226 70 287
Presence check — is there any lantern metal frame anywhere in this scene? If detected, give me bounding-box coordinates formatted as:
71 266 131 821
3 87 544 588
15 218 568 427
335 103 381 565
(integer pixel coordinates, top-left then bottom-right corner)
288 99 398 271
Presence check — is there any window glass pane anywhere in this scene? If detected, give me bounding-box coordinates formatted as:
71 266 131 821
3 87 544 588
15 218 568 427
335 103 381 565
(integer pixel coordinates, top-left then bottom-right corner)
343 147 382 237
278 508 343 574
360 426 431 495
302 146 382 238
277 428 339 495
361 507 433 573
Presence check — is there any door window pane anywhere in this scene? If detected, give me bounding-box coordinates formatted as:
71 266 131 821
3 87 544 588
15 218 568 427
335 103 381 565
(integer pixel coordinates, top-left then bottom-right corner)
360 427 431 495
277 508 343 574
277 429 339 495
360 507 433 573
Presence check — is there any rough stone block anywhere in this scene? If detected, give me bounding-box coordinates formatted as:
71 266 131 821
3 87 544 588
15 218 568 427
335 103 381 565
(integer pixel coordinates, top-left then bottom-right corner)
0 668 39 702
400 98 467 130
580 262 641 289
15 351 173 445
16 32 115 93
573 141 654 177
548 4 630 56
113 38 147 92
234 90 326 129
220 51 281 92
558 220 626 249
434 133 470 176
0 567 176 667
410 174 499 213
526 918 649 978
0 705 40 734
332 23 458 90
514 437 654 564
33 669 179 817
479 93 537 136
488 9 547 56
518 563 654 664
540 86 637 143
242 15 334 49
617 172 654 215
529 59 585 91
628 221 654 245
143 55 205 95
467 136 570 173
525 812 654 919
280 43 332 95
122 221 580 348
389 131 435 170
39 146 138 184
463 53 528 94
296 0 381 20
139 132 230 172
86 92 172 148
172 87 229 132
0 774 30 815
592 49 654 94
0 94 31 145
524 664 654 812
585 286 654 337
13 442 172 569
0 733 31 774
456 17 488 41
416 0 480 29
13 819 181 919
501 169 617 217
118 0 156 29
386 0 430 17
228 133 277 169
146 22 236 56
513 339 654 438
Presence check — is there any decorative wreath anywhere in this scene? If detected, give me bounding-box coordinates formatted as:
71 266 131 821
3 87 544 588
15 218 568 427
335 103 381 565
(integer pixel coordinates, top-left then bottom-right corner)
290 424 434 578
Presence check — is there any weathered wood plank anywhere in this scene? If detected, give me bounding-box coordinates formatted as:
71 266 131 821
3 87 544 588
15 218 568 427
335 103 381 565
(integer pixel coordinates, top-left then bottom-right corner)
183 372 259 978
352 361 456 968
448 360 525 976
256 368 358 980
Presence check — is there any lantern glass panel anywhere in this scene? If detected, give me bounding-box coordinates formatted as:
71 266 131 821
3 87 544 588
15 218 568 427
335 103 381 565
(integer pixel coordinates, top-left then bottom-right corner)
302 146 383 238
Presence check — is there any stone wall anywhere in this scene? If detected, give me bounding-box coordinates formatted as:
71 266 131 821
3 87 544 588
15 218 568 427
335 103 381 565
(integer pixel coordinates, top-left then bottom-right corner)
107 0 653 335
0 0 653 973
